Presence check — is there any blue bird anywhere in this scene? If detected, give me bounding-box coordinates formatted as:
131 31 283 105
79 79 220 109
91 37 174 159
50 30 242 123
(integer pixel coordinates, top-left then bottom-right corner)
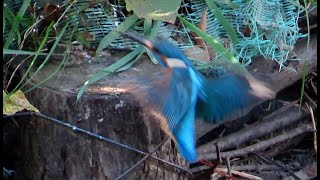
121 32 274 163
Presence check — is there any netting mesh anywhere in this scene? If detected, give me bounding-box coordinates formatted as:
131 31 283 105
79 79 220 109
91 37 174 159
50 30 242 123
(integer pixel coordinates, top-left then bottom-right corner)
181 0 306 67
4 0 306 69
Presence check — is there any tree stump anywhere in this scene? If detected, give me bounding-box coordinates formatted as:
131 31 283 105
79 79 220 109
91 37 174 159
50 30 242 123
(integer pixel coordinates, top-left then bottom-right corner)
19 51 189 180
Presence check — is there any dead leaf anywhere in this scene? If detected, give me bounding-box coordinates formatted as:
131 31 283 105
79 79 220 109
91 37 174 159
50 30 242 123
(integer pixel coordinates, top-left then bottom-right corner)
43 3 61 24
195 8 208 49
3 90 39 115
184 46 210 62
186 8 217 62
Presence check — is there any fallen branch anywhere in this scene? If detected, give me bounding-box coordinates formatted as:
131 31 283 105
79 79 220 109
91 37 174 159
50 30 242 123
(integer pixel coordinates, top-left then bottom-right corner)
214 168 264 180
197 105 306 155
190 163 294 174
199 123 314 160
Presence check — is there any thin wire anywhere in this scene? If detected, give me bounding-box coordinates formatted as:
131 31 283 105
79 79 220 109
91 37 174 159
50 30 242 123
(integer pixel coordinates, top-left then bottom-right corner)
3 112 190 173
115 137 169 180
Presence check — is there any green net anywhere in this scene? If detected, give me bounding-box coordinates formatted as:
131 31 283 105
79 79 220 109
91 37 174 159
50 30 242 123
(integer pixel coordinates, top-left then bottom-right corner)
181 0 306 68
4 0 306 69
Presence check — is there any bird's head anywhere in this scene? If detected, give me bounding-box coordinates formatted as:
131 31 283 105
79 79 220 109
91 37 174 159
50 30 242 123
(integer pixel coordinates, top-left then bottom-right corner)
120 31 190 70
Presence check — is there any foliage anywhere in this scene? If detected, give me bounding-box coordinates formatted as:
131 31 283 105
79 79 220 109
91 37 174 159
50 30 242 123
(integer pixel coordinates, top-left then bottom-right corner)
77 20 162 100
125 0 181 22
3 0 32 49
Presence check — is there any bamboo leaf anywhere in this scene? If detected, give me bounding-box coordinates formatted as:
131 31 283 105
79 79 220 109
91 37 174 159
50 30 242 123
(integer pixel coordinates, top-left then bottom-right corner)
3 49 49 55
76 46 144 100
4 0 32 48
7 22 55 97
77 19 162 100
21 21 70 89
23 22 79 94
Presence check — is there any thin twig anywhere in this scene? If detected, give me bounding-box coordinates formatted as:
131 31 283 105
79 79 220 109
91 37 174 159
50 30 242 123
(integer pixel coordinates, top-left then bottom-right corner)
215 168 263 180
5 55 32 91
310 76 317 95
304 92 317 108
190 163 288 174
225 157 232 178
215 143 222 165
253 153 301 180
53 2 74 28
115 137 169 180
3 112 190 173
306 103 317 154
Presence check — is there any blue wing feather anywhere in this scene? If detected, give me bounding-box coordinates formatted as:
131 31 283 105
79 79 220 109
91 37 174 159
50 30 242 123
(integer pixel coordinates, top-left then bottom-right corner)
196 72 267 123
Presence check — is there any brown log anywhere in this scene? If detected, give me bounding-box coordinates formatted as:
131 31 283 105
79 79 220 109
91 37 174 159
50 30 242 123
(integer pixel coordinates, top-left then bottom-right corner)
20 50 189 180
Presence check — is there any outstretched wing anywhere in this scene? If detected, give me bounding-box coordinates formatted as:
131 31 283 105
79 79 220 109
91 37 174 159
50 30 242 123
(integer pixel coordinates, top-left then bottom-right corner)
196 72 274 123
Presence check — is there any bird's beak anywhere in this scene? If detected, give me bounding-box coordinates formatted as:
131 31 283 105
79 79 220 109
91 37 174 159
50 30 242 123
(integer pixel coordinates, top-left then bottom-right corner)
119 31 155 51
119 31 170 67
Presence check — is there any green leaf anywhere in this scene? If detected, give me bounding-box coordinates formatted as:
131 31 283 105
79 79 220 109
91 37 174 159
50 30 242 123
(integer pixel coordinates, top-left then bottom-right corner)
96 14 140 54
308 0 317 6
205 0 239 45
7 22 55 97
299 60 308 108
77 19 162 100
4 0 31 48
3 49 49 55
125 0 181 22
76 46 144 100
299 0 311 108
288 0 305 9
23 21 79 94
3 14 6 33
23 51 70 94
178 15 237 63
21 21 70 89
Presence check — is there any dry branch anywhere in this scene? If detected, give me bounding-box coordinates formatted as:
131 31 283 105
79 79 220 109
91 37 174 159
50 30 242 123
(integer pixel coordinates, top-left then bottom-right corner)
213 168 264 180
198 123 314 160
197 105 306 155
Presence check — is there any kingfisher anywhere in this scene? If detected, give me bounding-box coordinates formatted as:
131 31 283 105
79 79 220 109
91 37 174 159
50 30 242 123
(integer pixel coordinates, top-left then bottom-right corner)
121 31 274 163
